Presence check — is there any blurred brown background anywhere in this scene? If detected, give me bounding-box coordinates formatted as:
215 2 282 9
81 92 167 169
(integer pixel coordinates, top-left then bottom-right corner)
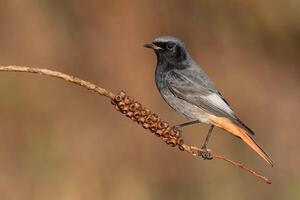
0 0 299 199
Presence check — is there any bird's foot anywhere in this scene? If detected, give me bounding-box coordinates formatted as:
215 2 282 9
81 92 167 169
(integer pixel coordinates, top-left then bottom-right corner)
171 125 181 130
200 147 213 160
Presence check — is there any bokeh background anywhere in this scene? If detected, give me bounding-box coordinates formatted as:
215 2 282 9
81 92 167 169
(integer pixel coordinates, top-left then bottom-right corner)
0 0 299 199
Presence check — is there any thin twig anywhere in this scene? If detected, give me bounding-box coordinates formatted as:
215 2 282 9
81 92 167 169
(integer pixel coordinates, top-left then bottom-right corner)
0 65 272 184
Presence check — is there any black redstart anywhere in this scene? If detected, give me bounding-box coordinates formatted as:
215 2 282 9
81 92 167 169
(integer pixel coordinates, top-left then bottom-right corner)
144 36 274 166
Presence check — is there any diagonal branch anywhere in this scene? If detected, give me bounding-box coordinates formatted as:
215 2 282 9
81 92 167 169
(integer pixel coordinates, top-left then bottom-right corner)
0 65 272 184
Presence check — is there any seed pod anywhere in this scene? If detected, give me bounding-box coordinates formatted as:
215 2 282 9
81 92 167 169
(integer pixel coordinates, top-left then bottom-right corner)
168 138 177 147
129 102 141 111
144 108 151 116
155 129 163 136
150 123 157 132
142 123 150 129
178 145 185 151
119 91 126 98
126 111 134 118
169 129 176 137
117 101 126 109
175 131 182 138
145 116 153 124
114 94 124 102
134 111 141 118
121 106 129 114
124 96 133 105
111 99 117 105
114 105 120 111
137 117 145 124
150 113 159 122
158 121 169 129
177 138 184 145
131 116 137 122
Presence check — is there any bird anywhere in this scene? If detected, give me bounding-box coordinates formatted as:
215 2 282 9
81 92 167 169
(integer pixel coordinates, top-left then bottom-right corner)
144 36 274 166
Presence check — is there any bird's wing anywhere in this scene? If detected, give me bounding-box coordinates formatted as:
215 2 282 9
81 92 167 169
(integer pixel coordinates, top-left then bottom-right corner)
165 68 255 135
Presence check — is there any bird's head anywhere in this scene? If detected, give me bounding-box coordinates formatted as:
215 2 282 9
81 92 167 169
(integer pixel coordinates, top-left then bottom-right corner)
144 36 189 64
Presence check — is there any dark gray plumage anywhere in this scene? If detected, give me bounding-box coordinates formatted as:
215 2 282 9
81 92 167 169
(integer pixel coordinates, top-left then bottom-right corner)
144 36 274 166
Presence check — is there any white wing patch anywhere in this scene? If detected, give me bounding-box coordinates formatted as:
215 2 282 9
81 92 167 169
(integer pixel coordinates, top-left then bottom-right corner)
203 93 234 115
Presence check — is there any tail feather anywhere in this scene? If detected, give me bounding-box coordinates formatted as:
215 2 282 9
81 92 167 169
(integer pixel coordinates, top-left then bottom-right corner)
210 116 274 166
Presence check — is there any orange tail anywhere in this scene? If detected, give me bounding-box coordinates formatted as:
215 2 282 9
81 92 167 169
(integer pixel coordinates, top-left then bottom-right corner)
210 116 274 166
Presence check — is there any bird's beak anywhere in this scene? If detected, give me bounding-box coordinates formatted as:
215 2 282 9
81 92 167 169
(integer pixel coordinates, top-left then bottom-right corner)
144 43 162 50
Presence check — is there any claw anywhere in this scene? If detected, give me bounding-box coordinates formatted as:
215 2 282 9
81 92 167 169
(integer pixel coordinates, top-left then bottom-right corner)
200 148 213 160
172 125 180 130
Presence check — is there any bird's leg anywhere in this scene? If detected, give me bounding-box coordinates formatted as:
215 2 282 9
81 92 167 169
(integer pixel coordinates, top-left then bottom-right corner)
200 125 215 160
172 120 200 130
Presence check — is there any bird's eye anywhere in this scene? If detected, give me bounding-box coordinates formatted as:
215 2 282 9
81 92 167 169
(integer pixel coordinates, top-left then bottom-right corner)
166 43 175 50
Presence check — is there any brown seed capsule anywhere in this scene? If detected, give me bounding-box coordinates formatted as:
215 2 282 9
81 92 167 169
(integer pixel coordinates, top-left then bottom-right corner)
163 129 170 137
126 111 134 118
144 108 151 116
129 102 140 111
117 101 126 109
142 123 150 129
161 137 169 142
137 116 145 124
178 145 185 151
174 130 182 138
168 139 177 147
124 96 133 105
158 121 169 129
177 138 184 145
114 105 120 111
134 102 142 110
155 129 163 136
131 116 137 121
111 99 117 105
121 106 129 114
134 111 141 119
119 91 126 98
150 123 157 132
150 113 159 122
169 129 176 137
145 116 152 124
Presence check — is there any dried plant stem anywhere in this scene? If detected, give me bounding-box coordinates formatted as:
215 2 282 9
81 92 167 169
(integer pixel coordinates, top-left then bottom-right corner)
0 65 271 184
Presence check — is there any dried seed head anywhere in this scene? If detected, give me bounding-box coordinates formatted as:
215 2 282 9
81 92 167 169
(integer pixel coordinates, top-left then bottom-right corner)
113 91 184 150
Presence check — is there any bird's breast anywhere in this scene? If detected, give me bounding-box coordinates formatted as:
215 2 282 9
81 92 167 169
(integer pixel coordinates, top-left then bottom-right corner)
155 67 210 123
